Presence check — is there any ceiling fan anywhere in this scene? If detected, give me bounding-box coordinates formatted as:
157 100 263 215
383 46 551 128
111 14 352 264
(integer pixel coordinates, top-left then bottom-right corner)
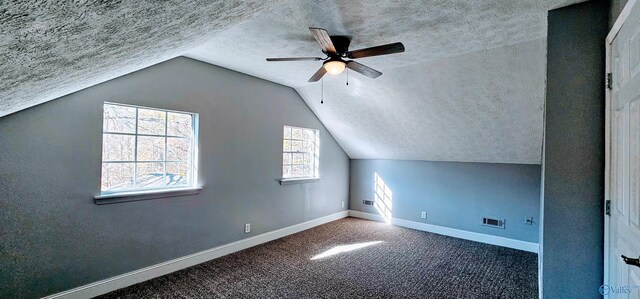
266 27 405 82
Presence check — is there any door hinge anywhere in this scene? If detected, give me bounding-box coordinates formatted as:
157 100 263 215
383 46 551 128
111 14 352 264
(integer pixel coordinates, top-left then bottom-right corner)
606 200 611 216
607 73 613 90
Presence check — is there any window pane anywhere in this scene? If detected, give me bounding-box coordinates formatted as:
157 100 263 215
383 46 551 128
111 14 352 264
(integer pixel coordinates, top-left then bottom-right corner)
303 153 311 164
291 140 302 152
166 162 189 186
303 141 314 152
101 163 134 191
167 112 192 137
283 126 291 139
102 134 135 161
303 165 312 176
292 153 304 165
283 165 291 178
103 104 136 133
283 139 291 151
304 129 315 140
137 136 165 161
167 137 190 161
136 162 164 189
292 165 304 177
138 109 166 135
283 153 291 165
292 128 303 139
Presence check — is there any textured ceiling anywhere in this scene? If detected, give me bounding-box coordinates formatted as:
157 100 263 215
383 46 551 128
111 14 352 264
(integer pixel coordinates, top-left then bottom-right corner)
295 39 546 163
0 0 282 117
186 0 583 164
1 0 585 164
188 0 560 88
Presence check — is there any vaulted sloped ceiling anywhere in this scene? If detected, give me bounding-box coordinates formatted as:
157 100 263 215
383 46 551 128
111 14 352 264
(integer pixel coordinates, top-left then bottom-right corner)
0 0 283 117
295 39 546 163
1 0 584 164
186 0 584 164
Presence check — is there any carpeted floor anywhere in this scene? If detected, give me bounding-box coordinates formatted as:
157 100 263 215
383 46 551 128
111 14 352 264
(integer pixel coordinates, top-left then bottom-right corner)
98 217 538 299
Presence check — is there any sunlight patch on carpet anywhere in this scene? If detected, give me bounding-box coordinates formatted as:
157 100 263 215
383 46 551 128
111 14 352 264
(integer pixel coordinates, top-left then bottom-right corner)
311 241 383 260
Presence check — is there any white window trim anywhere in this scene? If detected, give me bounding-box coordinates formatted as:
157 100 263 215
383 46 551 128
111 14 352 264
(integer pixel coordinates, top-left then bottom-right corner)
94 186 202 204
98 102 200 202
279 177 321 185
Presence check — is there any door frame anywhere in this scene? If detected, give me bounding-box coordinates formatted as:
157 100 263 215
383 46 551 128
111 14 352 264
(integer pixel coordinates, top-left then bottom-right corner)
604 0 638 287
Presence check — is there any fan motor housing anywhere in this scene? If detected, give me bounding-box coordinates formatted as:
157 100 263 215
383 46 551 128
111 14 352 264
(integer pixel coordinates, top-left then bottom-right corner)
329 35 351 55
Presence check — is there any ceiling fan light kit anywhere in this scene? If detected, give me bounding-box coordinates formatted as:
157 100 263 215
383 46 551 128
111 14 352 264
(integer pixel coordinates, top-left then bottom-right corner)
323 60 346 75
266 27 405 82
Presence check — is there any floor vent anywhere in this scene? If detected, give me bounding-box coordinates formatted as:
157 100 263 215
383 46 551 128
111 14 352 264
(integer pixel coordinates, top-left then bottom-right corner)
362 200 374 206
482 218 505 229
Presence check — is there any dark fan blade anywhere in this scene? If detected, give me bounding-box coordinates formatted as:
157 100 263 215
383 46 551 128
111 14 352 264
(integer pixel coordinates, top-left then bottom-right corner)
308 66 327 82
309 27 337 54
346 42 405 59
346 61 382 78
266 57 324 62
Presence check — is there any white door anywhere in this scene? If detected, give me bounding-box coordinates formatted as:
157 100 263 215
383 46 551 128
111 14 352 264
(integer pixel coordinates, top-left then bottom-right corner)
607 1 640 298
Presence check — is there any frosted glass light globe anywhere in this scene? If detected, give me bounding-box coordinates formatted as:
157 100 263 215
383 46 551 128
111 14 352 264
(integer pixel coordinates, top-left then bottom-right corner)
323 60 346 75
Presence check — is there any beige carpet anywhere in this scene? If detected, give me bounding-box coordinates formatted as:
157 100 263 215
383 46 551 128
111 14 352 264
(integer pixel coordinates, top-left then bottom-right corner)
98 217 538 298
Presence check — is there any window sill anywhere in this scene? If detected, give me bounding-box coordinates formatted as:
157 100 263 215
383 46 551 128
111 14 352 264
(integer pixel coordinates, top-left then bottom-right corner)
94 187 202 205
279 177 321 185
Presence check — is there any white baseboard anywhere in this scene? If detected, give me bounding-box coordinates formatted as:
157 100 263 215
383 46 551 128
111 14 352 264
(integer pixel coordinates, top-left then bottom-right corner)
43 209 537 298
43 211 349 299
348 210 539 253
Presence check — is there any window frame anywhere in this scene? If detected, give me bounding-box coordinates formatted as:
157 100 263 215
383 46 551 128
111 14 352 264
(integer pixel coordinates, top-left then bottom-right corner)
98 102 199 198
280 125 320 183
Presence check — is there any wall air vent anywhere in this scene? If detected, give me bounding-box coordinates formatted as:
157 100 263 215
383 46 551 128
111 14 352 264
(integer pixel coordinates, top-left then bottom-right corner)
362 200 374 206
482 217 505 229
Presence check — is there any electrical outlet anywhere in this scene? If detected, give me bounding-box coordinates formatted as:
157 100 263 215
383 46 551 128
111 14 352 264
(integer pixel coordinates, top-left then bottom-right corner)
341 201 345 208
244 223 251 233
525 217 534 225
421 211 427 219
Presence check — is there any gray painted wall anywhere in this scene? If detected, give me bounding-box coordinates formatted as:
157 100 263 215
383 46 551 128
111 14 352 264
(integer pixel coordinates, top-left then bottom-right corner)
611 0 629 28
349 160 541 243
542 1 608 298
0 57 350 298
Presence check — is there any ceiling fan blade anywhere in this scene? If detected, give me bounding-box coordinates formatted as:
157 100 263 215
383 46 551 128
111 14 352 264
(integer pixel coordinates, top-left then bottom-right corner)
266 57 324 62
308 66 327 82
346 61 382 78
309 27 337 54
346 42 405 59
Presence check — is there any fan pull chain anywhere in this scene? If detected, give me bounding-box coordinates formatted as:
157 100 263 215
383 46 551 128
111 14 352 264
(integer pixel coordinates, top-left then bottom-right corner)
346 68 349 86
321 77 324 104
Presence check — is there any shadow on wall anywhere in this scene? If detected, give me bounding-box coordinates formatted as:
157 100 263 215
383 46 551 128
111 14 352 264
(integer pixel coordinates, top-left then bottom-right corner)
374 172 393 223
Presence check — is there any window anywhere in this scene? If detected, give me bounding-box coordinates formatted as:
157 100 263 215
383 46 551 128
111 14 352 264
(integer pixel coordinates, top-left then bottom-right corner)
100 103 197 194
282 125 319 178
